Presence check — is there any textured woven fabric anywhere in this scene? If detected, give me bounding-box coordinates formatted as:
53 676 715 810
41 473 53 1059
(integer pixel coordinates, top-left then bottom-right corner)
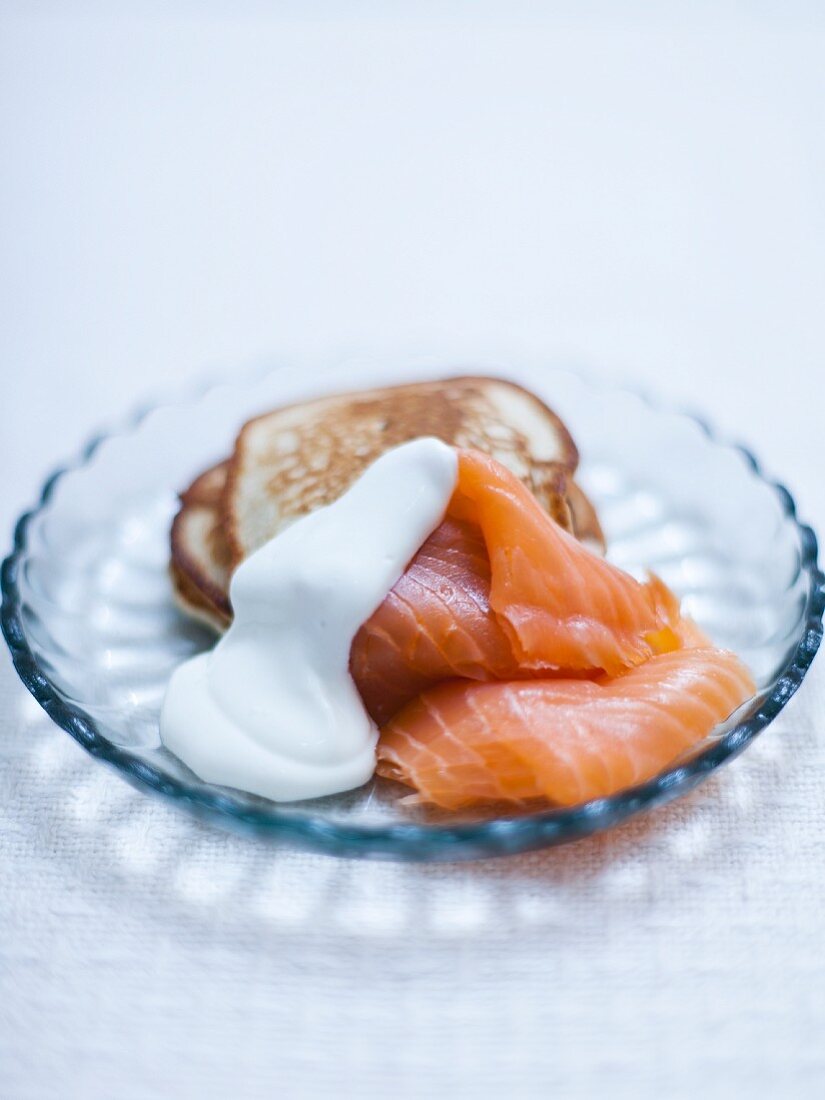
2 664 824 1098
3 7 825 1097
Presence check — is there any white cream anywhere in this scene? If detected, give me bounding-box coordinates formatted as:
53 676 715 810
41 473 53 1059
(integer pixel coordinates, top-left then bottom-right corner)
160 438 458 802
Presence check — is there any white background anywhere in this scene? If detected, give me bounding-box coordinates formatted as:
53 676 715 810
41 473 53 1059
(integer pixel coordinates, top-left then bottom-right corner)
2 4 824 1098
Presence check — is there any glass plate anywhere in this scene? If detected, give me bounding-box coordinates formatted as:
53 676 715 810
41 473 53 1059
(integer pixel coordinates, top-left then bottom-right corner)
3 358 823 860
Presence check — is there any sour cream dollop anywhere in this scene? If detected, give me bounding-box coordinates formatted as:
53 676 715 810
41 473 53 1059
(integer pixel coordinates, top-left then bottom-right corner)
160 437 458 802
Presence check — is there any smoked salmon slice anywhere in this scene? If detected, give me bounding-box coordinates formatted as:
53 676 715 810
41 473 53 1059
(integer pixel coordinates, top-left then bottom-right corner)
351 449 681 724
449 450 681 674
376 647 756 809
351 518 519 726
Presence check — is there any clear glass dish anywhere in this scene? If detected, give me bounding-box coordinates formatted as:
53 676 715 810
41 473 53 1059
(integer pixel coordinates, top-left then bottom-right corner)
3 358 823 860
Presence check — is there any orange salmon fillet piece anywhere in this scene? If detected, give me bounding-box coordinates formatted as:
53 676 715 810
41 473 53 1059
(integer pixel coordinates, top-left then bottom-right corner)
377 647 756 809
450 450 681 674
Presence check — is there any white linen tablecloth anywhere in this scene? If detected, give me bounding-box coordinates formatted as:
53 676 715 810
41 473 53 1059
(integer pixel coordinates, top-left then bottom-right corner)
2 6 824 1097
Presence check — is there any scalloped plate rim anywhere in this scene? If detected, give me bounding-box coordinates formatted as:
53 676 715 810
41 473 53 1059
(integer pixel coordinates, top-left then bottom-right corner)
2 364 823 861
